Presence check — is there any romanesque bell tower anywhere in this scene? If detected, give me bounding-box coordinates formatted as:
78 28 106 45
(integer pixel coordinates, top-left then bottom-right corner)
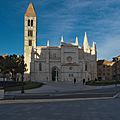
24 2 36 80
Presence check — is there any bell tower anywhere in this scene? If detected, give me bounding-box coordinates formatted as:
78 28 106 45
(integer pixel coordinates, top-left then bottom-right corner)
24 2 36 80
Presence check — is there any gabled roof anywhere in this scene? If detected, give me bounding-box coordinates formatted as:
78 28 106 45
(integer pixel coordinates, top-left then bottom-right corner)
25 2 36 17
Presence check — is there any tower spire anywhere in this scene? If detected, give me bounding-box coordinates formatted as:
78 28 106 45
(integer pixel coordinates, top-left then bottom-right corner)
83 32 90 53
91 41 96 55
61 36 64 43
25 2 36 17
75 36 79 46
47 40 50 46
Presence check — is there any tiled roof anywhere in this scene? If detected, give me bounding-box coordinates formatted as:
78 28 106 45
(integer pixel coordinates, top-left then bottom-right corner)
97 60 114 66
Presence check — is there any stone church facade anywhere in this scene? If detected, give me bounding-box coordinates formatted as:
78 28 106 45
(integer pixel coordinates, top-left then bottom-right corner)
24 3 97 82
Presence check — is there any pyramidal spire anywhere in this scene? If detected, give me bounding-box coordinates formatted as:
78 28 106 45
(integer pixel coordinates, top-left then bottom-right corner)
25 2 36 17
75 36 79 46
83 32 90 53
61 36 64 43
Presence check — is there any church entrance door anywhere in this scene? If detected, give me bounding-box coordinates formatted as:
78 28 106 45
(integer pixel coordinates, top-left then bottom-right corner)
52 67 59 81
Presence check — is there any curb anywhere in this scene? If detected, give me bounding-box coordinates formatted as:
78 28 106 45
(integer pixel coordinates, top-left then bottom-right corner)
0 96 114 105
4 92 115 100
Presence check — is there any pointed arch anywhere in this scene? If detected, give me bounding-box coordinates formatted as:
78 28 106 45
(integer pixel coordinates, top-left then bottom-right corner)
85 63 87 71
51 66 60 81
39 63 42 71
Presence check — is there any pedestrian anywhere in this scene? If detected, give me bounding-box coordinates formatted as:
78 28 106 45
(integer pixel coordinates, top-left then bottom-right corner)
74 78 76 84
83 79 85 85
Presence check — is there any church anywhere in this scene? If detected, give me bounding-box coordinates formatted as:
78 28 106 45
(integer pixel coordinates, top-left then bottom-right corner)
24 2 97 82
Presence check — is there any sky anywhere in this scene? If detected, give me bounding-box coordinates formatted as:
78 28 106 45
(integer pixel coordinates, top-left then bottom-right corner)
0 0 120 60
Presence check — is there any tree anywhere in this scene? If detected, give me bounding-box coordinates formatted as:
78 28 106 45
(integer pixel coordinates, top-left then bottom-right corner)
0 54 27 81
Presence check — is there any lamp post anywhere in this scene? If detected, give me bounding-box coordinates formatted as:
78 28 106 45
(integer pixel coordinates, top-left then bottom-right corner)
21 55 24 93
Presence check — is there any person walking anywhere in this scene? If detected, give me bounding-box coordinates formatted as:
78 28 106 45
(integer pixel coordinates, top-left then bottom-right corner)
74 78 76 84
83 79 85 85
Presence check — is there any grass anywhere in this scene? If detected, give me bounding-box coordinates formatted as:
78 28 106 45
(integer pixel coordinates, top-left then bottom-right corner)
4 81 44 91
86 80 120 86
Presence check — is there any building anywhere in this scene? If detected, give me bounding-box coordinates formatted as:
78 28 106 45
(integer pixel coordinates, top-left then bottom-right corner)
24 2 97 82
97 60 114 80
112 55 120 80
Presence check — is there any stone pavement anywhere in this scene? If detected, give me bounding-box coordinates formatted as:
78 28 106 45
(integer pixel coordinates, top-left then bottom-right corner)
1 82 120 120
0 99 120 120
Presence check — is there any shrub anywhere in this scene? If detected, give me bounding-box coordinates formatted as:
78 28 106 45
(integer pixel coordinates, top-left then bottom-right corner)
86 80 120 86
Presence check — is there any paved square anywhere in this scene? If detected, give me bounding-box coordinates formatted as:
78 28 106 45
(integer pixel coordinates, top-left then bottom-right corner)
0 98 120 120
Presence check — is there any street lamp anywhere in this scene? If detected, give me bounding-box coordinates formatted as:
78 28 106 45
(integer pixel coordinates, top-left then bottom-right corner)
21 55 24 93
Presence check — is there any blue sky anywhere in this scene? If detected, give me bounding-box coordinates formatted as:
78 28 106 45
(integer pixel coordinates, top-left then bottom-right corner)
0 0 120 60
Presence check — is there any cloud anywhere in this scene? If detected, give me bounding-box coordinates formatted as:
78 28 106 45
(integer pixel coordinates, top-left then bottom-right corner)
16 0 120 59
98 35 120 60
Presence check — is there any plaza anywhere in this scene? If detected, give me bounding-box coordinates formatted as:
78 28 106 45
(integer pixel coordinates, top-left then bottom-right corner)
0 98 120 120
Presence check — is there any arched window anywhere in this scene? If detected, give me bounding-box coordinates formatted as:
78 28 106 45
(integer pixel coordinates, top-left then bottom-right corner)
28 30 33 37
39 63 42 71
52 67 59 81
85 64 87 71
29 40 32 46
31 20 33 26
28 19 30 26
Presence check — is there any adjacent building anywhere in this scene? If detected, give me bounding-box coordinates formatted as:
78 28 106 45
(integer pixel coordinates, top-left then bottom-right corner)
97 60 114 80
24 2 97 82
112 56 120 80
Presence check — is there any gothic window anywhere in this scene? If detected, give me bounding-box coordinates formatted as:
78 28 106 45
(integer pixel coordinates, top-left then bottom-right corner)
85 64 87 71
29 40 32 46
28 19 30 26
28 30 33 37
31 20 33 26
39 63 42 71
